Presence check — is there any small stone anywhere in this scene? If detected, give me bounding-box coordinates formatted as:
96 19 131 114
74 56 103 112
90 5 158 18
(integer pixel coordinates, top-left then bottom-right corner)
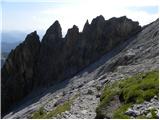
150 98 155 102
144 101 150 105
130 116 135 119
56 114 61 118
136 104 143 109
76 114 80 118
70 115 77 119
100 79 109 85
125 108 139 117
156 111 159 118
96 93 101 98
146 112 152 118
96 85 102 91
154 95 158 99
81 110 88 114
87 89 94 95
65 111 69 115
148 106 154 110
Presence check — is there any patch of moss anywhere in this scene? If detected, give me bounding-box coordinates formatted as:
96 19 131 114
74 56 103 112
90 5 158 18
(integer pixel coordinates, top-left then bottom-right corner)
96 70 159 119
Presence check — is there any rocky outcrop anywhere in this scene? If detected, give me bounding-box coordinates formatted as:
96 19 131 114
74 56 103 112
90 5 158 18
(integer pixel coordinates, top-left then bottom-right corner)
1 31 40 115
34 21 64 86
35 15 141 86
1 15 142 115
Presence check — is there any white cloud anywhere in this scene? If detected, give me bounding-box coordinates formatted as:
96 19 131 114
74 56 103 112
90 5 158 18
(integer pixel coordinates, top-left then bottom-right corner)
2 0 159 35
38 0 158 36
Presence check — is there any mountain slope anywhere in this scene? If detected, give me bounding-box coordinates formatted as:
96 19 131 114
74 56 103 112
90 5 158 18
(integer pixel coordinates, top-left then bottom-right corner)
1 15 141 115
3 18 158 119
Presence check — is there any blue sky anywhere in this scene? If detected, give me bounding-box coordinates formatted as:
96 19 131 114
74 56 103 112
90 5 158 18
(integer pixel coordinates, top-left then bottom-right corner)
128 6 158 14
1 0 159 36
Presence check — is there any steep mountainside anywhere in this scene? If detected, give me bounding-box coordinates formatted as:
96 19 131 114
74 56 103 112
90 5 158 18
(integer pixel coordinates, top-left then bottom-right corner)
1 16 141 115
2 16 158 119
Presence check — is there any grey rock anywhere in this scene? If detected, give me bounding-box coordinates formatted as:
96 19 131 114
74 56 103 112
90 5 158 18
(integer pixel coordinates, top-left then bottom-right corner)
146 112 152 118
125 108 139 117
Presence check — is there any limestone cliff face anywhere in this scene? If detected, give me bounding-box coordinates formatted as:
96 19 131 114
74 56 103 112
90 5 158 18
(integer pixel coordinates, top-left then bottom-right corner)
1 15 141 115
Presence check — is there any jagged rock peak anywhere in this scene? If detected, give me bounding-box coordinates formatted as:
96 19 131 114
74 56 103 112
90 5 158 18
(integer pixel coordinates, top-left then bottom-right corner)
65 25 79 39
83 19 90 32
91 15 105 25
41 20 62 45
68 25 79 33
120 15 127 19
72 25 79 31
45 20 62 38
108 16 139 24
24 31 40 44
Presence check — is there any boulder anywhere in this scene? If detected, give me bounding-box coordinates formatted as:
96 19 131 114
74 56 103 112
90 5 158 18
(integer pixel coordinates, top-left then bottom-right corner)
125 108 140 117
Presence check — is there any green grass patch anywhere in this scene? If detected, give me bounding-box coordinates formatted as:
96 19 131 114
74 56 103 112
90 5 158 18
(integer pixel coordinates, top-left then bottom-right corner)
31 107 46 119
31 94 79 119
96 70 159 119
113 103 131 119
44 100 71 119
150 108 158 119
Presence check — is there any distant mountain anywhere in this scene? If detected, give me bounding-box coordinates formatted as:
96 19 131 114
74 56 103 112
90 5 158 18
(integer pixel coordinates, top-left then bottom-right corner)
1 31 27 43
1 52 9 67
1 31 26 53
1 42 20 53
0 31 25 67
1 31 44 53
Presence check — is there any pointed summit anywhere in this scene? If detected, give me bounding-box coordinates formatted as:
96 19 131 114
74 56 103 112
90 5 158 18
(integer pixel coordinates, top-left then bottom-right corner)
45 20 62 38
25 31 40 44
42 20 62 44
83 20 90 32
65 25 79 41
91 15 105 25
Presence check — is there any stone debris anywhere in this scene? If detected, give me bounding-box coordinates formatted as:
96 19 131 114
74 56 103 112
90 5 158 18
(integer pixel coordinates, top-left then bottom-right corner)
125 96 159 118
